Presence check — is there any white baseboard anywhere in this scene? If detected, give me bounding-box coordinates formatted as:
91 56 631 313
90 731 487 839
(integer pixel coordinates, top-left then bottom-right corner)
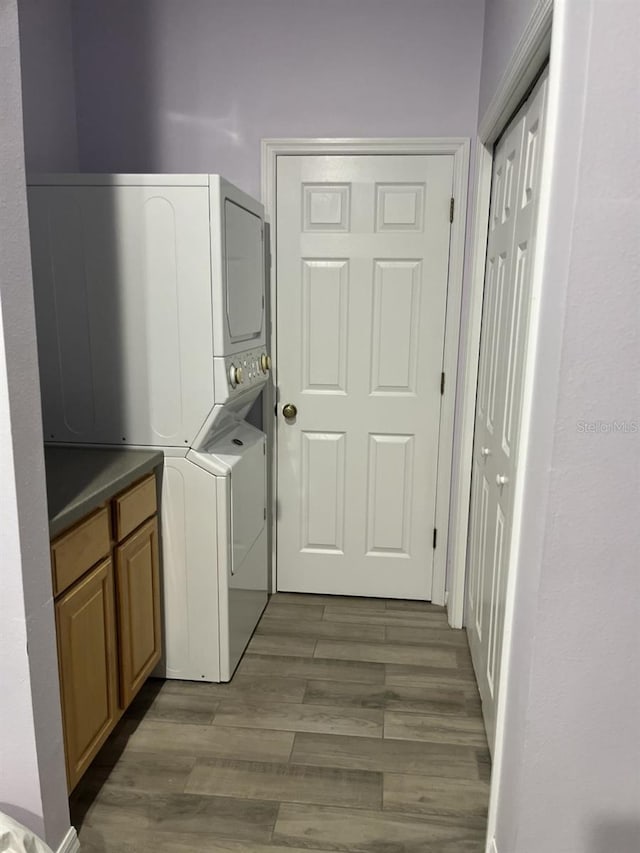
57 826 80 853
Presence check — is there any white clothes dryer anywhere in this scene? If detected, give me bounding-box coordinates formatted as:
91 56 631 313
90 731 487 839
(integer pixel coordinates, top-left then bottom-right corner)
27 174 269 449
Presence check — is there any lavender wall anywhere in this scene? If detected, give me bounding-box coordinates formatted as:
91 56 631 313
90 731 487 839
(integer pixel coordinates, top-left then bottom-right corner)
17 0 78 171
71 0 485 198
493 1 640 850
477 0 539 120
0 1 70 847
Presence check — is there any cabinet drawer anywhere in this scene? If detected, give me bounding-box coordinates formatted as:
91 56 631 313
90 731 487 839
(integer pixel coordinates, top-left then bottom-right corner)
114 474 157 541
51 507 111 596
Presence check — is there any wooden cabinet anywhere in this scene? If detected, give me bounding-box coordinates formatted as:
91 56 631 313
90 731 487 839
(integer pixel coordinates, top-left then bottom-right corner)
51 471 162 791
115 517 161 707
51 507 111 596
114 473 157 541
56 558 119 791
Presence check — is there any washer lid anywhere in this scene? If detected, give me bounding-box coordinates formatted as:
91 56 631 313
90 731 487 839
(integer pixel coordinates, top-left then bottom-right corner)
187 421 264 475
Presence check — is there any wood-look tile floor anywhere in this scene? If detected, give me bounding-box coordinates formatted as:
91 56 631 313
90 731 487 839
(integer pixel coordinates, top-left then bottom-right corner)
71 593 490 852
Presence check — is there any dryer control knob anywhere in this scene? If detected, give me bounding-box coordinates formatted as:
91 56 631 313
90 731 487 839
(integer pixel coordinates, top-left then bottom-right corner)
229 364 244 387
261 353 272 373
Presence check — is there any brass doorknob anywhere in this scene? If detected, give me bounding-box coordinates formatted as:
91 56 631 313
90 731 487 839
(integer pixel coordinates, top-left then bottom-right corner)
282 403 297 419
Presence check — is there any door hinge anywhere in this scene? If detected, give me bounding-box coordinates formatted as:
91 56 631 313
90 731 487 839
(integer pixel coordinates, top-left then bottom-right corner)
433 528 438 549
440 372 445 395
449 197 455 223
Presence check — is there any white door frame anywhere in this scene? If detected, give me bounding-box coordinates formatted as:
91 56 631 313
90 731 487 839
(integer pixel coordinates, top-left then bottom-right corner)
262 137 470 605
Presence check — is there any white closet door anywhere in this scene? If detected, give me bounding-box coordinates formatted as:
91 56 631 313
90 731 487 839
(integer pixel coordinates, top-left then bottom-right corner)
276 154 453 599
467 71 549 750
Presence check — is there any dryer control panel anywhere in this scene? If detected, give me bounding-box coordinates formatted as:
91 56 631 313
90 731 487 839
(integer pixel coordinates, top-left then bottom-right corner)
213 347 271 405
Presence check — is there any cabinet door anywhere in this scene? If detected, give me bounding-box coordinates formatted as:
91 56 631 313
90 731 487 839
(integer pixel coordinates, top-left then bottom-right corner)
55 557 118 791
115 517 162 707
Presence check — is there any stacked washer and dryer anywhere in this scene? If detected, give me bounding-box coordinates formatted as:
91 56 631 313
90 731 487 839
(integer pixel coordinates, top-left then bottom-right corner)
28 174 271 682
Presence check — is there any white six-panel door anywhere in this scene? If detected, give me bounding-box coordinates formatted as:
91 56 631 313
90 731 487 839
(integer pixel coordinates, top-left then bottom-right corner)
276 154 453 599
467 72 549 750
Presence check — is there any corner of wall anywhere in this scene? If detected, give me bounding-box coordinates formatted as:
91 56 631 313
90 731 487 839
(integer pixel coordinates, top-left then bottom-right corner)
0 2 72 849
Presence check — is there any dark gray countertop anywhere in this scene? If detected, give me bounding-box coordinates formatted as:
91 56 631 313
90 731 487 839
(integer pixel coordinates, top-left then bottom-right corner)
45 446 164 538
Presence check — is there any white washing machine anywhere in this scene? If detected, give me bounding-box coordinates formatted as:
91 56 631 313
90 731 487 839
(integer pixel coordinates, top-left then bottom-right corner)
28 173 271 682
162 416 267 682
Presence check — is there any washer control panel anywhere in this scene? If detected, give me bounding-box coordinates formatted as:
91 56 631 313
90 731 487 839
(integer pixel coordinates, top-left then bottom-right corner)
225 348 271 392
